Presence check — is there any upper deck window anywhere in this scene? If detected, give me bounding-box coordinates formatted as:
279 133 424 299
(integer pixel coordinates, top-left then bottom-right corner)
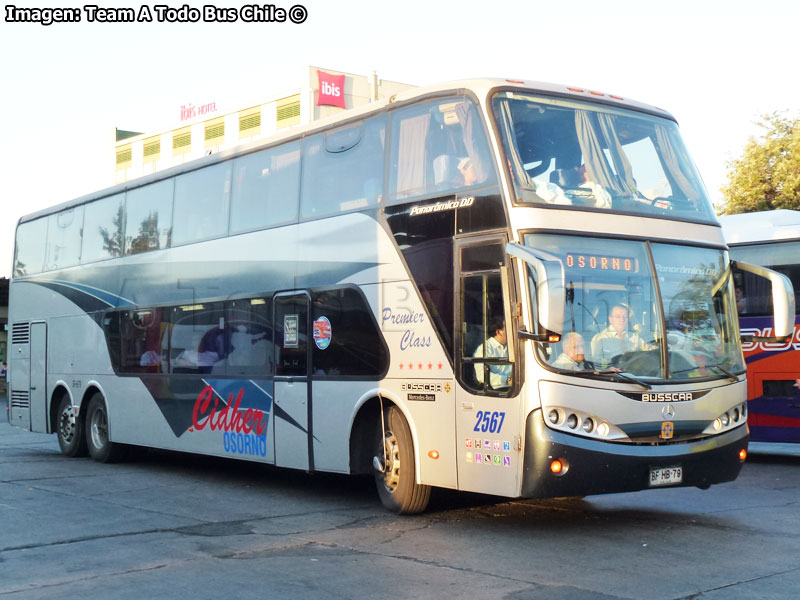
387 97 496 204
231 142 300 232
300 115 386 219
172 162 232 246
83 192 125 262
492 92 716 223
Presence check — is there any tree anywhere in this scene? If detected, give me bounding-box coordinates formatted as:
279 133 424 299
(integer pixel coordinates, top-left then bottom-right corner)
720 112 800 214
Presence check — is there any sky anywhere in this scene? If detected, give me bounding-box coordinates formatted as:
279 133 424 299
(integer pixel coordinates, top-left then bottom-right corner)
1 0 798 278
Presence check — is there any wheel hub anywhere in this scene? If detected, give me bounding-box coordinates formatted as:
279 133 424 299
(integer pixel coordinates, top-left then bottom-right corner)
59 408 76 443
379 431 401 493
90 409 108 449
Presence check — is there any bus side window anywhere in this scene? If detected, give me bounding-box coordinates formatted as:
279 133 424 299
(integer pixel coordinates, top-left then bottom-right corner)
231 142 300 233
310 288 388 377
387 97 495 203
226 298 273 377
170 303 226 375
125 179 174 255
14 217 48 276
300 115 386 219
172 162 232 246
83 193 125 262
45 206 84 271
116 308 168 374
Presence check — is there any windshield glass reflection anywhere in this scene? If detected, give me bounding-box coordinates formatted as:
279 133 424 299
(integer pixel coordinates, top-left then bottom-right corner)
524 234 744 381
494 92 716 223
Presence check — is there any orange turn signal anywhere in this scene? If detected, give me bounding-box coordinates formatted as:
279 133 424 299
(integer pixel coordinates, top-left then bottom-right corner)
428 450 440 460
738 448 747 462
550 459 564 474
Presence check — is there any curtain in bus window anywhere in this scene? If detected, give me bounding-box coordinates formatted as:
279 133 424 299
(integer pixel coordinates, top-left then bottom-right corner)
172 163 232 246
83 193 125 263
596 113 636 193
654 124 700 204
574 111 626 196
388 98 496 204
45 207 84 271
454 101 491 185
394 113 430 200
230 142 300 233
125 179 174 255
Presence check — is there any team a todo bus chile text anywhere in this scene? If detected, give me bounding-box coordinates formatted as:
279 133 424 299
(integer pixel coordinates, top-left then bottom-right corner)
4 4 308 26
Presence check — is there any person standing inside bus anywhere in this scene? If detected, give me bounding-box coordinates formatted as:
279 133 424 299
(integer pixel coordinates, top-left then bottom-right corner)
474 317 512 389
591 304 650 367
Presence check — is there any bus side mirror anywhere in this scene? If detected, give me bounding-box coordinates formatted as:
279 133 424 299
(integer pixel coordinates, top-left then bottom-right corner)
506 243 565 335
733 260 796 341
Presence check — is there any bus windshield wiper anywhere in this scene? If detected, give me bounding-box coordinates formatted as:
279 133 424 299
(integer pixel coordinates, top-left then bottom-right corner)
592 370 652 390
707 364 739 382
671 364 740 383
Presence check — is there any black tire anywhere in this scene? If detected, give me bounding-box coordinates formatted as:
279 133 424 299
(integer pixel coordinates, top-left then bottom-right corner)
56 394 88 457
373 406 431 514
85 393 127 463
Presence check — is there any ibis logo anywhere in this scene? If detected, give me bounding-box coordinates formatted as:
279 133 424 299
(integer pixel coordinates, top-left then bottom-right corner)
317 70 345 108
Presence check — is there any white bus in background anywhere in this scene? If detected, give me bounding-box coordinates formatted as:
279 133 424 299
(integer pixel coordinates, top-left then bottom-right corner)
720 210 800 448
9 78 794 513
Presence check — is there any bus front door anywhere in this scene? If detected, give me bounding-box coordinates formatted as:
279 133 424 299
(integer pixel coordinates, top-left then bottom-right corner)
273 293 313 471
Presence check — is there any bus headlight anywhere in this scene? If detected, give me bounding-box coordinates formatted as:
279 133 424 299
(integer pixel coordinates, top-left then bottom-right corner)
705 404 748 435
542 408 624 440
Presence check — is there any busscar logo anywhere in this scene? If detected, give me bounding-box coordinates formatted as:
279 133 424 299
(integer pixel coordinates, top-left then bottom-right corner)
317 70 345 108
401 382 443 393
642 392 693 402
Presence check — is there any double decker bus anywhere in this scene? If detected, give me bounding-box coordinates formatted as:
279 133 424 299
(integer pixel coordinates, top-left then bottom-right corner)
720 210 800 448
9 79 794 513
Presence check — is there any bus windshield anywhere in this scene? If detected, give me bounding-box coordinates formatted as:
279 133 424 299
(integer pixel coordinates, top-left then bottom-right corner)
524 234 745 382
493 91 716 223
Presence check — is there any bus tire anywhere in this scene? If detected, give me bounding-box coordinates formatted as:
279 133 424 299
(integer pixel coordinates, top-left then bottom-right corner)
85 393 127 463
374 406 431 514
56 394 88 458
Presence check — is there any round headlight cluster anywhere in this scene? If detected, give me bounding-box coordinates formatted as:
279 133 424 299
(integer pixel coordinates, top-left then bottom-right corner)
711 403 748 433
544 407 611 439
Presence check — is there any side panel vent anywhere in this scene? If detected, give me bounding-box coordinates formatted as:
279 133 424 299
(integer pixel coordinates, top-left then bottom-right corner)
12 322 30 345
11 390 30 409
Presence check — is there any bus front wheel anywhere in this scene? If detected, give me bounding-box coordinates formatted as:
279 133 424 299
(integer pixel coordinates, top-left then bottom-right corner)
85 393 127 463
56 395 88 458
373 406 431 514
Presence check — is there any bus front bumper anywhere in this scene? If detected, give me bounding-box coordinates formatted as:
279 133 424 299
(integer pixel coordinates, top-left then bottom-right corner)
520 409 748 499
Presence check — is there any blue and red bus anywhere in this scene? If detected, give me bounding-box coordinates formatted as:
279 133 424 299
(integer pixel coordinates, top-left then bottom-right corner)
721 210 800 448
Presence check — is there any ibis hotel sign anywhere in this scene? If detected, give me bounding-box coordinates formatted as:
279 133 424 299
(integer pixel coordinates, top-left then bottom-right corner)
317 70 345 108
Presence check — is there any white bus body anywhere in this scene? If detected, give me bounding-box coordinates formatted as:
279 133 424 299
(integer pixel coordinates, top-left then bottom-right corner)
10 79 792 513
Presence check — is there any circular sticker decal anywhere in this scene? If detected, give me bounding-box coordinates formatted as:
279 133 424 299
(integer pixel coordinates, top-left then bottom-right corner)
313 316 332 350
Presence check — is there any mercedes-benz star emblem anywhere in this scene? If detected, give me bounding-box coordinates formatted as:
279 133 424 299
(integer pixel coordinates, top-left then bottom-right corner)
662 404 675 420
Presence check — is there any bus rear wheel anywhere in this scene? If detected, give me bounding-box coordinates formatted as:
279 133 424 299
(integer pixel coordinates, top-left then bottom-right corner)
85 393 127 463
56 395 88 458
373 406 431 514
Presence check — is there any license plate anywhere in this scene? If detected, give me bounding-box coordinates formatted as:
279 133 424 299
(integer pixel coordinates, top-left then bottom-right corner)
649 466 682 487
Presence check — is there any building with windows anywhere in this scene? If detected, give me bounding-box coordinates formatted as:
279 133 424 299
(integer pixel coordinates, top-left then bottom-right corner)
114 66 414 184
